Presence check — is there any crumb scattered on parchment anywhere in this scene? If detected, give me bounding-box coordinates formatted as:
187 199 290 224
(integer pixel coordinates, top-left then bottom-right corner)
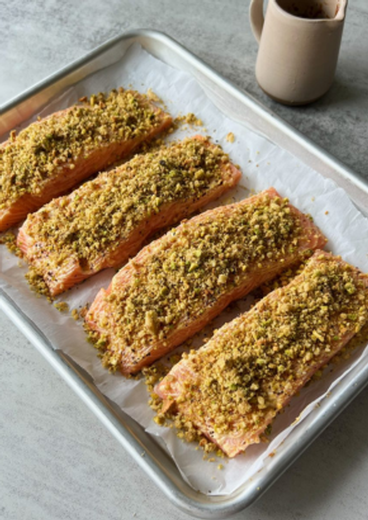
185 112 203 126
147 88 161 103
79 304 89 319
226 132 235 143
174 112 204 130
54 301 69 313
325 210 329 215
71 308 80 320
0 231 22 257
146 88 170 112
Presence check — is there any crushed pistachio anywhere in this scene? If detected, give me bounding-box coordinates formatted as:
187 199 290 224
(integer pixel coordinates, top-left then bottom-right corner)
71 308 80 320
0 88 168 210
174 113 204 129
155 253 368 456
87 192 319 372
226 132 235 143
54 301 69 312
25 266 52 300
0 231 22 256
146 88 161 103
23 138 236 291
79 305 89 319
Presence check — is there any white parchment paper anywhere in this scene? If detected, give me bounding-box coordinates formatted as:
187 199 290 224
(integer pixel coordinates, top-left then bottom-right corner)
1 43 368 495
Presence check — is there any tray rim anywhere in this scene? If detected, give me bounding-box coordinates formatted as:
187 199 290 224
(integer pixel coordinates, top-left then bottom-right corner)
2 29 368 518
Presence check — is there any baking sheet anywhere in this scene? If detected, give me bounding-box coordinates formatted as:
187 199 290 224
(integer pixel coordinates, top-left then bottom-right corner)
1 42 368 496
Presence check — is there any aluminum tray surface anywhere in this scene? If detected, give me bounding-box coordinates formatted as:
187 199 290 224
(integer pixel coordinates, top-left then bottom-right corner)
1 30 368 518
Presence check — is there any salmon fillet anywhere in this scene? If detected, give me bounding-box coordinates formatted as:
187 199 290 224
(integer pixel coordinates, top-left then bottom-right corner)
155 251 368 457
18 136 241 296
0 88 172 231
85 188 327 374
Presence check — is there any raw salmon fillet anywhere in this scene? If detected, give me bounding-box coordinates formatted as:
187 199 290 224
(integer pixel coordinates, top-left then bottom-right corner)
0 88 172 231
155 251 368 457
85 188 327 374
18 136 241 296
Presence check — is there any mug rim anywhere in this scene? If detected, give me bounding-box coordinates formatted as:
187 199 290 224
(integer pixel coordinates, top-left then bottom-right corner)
273 0 346 22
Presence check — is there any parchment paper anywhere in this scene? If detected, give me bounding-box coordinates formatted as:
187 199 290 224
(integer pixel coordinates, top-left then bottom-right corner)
1 43 368 495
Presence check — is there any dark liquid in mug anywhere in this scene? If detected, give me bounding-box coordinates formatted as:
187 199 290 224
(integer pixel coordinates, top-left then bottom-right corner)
277 1 338 19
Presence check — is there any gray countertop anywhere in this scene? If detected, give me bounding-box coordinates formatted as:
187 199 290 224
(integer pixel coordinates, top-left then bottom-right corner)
1 1 368 519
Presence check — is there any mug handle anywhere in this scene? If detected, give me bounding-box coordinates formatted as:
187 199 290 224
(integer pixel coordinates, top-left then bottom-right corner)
249 0 264 44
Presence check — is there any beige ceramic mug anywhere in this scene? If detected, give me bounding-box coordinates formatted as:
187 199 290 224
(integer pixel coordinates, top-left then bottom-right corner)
249 0 348 105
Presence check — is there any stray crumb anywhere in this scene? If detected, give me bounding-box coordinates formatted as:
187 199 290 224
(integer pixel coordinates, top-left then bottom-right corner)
54 301 69 313
325 210 329 215
226 132 235 143
217 464 224 470
71 308 80 321
311 197 315 202
147 88 160 103
185 113 203 126
79 304 89 319
174 112 203 129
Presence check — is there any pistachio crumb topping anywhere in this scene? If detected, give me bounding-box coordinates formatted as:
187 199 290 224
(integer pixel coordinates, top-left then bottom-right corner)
157 254 368 452
0 231 22 256
144 361 219 454
23 138 235 283
25 266 52 300
89 192 316 371
0 88 166 209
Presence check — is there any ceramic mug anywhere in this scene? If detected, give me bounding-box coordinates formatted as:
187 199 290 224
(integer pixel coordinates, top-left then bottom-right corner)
249 0 348 105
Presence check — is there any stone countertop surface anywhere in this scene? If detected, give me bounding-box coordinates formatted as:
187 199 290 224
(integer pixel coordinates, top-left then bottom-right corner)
1 1 368 519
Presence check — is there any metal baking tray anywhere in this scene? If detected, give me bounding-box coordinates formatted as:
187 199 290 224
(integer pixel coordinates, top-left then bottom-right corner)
1 30 368 518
